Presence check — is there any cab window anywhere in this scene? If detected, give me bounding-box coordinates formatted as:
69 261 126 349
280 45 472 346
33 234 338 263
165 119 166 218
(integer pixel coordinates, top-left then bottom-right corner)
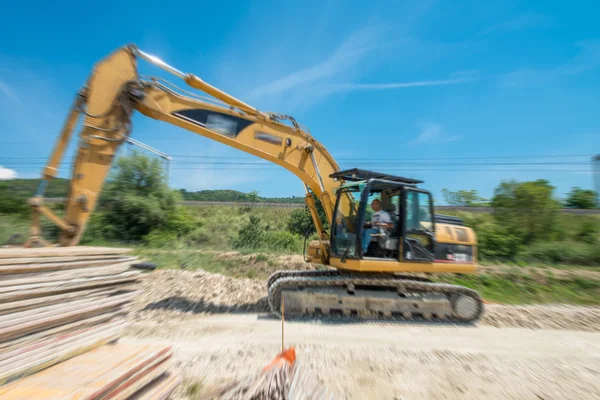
331 188 360 258
406 191 433 232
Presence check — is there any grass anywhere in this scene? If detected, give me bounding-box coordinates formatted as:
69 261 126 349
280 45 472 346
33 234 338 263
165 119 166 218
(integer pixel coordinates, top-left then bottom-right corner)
3 203 600 306
132 248 282 279
0 213 29 244
134 247 600 306
182 205 297 250
440 270 600 305
183 378 204 400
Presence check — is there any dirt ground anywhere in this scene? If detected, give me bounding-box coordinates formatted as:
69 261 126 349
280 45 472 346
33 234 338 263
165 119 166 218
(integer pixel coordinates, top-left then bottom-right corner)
122 270 600 399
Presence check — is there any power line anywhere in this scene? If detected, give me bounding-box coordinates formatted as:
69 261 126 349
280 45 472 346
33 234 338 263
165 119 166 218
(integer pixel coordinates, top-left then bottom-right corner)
10 165 591 173
1 159 593 166
168 153 596 161
1 153 595 161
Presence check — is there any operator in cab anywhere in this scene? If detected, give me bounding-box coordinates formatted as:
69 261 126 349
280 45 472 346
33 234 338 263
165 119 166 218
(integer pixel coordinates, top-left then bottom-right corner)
362 198 393 254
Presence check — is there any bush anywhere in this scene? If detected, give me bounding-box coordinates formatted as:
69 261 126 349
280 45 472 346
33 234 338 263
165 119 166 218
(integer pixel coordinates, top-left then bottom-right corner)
492 179 560 243
96 152 195 242
263 230 303 253
287 208 315 236
441 189 488 206
143 230 180 248
576 221 598 244
0 197 29 216
565 187 598 209
232 215 302 253
523 242 599 265
476 223 523 261
232 215 265 249
287 195 329 236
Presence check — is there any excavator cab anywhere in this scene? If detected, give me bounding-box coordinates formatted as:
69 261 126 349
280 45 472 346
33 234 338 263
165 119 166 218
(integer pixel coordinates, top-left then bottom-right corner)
329 169 436 263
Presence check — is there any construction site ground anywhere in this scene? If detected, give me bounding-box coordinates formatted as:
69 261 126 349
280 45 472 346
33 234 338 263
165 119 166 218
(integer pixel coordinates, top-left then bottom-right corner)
124 269 600 399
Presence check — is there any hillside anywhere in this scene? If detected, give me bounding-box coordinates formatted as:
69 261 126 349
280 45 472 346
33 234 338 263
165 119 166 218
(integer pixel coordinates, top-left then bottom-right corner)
0 178 305 203
0 178 70 198
178 188 304 203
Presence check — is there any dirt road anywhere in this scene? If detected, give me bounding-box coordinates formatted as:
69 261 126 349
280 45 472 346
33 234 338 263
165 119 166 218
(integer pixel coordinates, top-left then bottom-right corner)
124 313 600 399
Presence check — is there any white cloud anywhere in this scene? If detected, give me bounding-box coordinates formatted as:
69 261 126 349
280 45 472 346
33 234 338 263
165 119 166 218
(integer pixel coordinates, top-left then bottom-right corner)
409 123 461 145
250 26 386 100
0 79 20 103
0 166 17 180
329 77 470 92
247 27 473 112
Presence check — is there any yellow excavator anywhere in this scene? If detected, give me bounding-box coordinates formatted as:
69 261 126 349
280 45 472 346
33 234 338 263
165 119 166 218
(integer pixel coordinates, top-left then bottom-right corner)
26 45 484 323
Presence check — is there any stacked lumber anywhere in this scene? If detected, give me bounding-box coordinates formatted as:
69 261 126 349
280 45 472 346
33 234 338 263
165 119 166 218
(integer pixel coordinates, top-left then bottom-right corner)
0 343 180 400
0 246 179 399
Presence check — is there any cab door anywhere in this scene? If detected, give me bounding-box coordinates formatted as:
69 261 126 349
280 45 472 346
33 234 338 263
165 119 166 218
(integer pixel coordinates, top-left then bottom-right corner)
401 189 436 262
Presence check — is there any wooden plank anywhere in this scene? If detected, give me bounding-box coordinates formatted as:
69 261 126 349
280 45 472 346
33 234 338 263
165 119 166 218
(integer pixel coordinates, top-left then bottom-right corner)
0 291 132 328
0 343 172 400
0 269 139 295
0 287 131 316
0 310 127 353
0 257 136 275
0 254 127 266
0 271 139 303
0 292 135 342
107 362 171 400
128 373 181 400
68 346 173 400
0 261 136 287
0 323 124 386
0 319 125 366
79 353 172 400
0 246 132 259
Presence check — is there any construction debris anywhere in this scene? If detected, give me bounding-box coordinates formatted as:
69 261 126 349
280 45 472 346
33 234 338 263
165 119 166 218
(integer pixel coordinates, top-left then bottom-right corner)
207 347 334 400
0 246 180 399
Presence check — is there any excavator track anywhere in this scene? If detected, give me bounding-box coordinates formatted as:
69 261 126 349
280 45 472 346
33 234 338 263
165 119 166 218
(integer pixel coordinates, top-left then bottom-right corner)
267 270 484 323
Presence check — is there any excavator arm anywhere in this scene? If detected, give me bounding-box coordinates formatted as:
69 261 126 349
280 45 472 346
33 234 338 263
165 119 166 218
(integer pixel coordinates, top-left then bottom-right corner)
29 45 345 259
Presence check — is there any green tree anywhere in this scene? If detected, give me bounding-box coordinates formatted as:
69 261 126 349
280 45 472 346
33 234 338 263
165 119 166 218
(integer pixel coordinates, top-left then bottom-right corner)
564 187 598 209
246 190 260 203
232 215 265 249
95 152 194 242
491 179 560 243
441 189 487 206
287 196 329 236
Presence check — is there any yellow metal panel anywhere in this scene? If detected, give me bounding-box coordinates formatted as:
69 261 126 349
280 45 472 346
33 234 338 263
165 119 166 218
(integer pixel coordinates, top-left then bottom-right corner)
330 257 477 274
61 47 138 246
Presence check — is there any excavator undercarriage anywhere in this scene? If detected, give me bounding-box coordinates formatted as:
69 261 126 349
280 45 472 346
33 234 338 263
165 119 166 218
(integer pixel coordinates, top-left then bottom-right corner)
267 270 484 323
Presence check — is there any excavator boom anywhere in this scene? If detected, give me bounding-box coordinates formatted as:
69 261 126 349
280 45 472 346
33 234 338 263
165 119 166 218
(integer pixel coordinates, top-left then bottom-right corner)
31 45 341 255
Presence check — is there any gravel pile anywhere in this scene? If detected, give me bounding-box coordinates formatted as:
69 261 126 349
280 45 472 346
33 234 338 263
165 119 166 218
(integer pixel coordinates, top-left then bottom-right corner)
482 304 600 332
132 270 600 332
132 270 269 322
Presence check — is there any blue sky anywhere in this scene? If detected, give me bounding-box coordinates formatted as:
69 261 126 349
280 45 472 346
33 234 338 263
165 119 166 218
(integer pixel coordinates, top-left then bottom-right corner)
1 0 599 202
